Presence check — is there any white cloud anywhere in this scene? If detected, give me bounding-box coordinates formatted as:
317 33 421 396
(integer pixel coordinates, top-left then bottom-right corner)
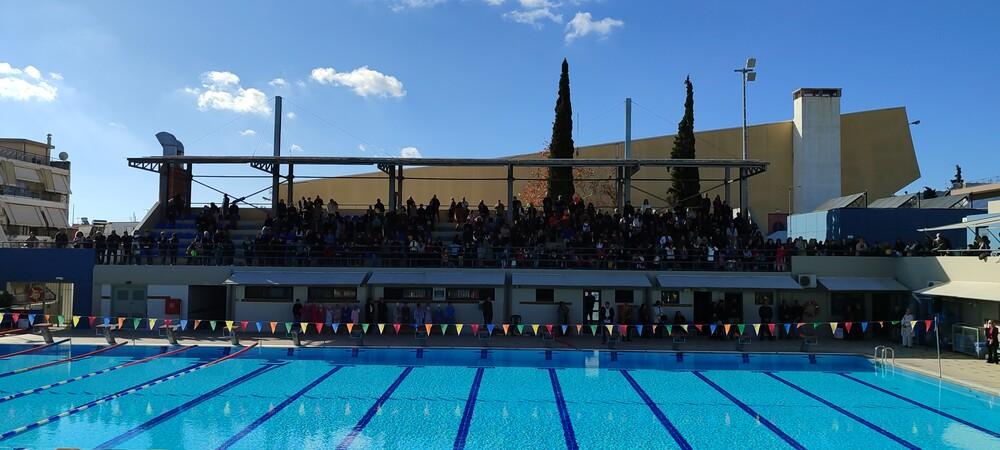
269 78 287 87
108 122 127 129
392 0 446 11
49 72 63 80
296 80 307 88
565 12 623 43
519 0 556 8
484 0 505 5
310 66 406 98
239 129 256 136
504 7 562 26
185 70 271 115
0 62 58 102
289 144 303 152
400 146 422 158
358 144 368 153
286 111 296 119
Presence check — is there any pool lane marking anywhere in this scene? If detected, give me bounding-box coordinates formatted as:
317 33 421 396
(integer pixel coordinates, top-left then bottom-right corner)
763 372 919 449
336 366 415 450
0 345 195 405
548 368 579 450
94 362 285 449
0 343 258 442
0 338 71 359
0 341 127 378
216 365 345 450
691 371 805 450
619 370 692 450
838 373 1000 439
452 367 486 450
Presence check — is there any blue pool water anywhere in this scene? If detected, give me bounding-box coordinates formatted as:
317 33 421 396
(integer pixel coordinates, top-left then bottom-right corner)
0 343 997 449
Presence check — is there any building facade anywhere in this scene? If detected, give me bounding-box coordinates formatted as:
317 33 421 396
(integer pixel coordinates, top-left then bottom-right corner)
0 136 71 241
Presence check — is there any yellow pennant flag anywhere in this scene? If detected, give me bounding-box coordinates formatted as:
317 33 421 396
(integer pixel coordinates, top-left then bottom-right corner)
378 323 386 335
346 323 354 334
531 324 540 335
425 323 433 336
605 324 614 335
455 324 464 335
72 316 80 327
723 324 731 335
829 322 838 333
680 324 688 333
300 322 309 333
225 320 234 332
270 322 278 334
148 318 157 330
752 324 761 335
502 324 510 335
0 313 4 325
910 320 918 330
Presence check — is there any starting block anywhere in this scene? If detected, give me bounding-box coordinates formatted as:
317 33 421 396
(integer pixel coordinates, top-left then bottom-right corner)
33 323 54 344
95 324 118 345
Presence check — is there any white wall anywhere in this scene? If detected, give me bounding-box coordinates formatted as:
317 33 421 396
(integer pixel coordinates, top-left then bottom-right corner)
793 89 842 213
146 284 188 320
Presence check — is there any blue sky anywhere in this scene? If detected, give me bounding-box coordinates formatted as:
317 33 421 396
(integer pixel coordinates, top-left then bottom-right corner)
1 0 998 221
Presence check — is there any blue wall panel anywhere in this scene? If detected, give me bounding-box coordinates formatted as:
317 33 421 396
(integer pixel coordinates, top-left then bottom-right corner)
0 248 95 316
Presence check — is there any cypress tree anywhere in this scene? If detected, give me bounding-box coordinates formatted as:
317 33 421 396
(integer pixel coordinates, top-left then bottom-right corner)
547 58 575 200
668 76 701 206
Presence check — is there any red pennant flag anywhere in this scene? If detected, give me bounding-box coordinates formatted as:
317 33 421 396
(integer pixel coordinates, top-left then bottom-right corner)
767 323 776 335
925 320 933 332
316 323 324 333
88 316 96 327
11 313 20 323
393 323 401 334
545 324 553 334
240 320 249 331
844 322 853 333
618 324 628 335
694 324 703 332
471 323 480 335
164 319 173 326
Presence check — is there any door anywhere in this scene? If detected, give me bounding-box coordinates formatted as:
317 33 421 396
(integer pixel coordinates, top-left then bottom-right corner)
723 292 743 322
693 291 713 324
583 289 601 324
112 286 147 317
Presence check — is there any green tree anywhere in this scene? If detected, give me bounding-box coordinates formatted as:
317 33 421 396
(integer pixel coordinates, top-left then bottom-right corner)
921 186 938 199
668 76 701 207
547 58 575 200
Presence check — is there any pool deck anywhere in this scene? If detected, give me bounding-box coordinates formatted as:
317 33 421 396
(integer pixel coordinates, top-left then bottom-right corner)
3 328 999 396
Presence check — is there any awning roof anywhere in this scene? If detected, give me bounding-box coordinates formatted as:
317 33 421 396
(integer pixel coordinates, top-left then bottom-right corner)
367 271 505 286
813 192 866 212
917 281 1000 302
819 277 908 292
225 271 368 286
513 272 651 288
918 214 1000 232
655 274 801 290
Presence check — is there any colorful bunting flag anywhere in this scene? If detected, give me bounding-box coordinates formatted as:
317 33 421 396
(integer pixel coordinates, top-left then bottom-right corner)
359 323 367 334
502 324 510 335
0 313 4 324
783 323 791 335
332 323 340 334
378 323 386 335
925 320 933 332
652 324 659 335
910 320 918 331
179 319 188 331
345 323 354 334
561 324 569 335
210 320 218 331
103 317 110 326
28 314 35 326
456 323 464 335
618 325 628 336
861 322 869 333
422 323 430 335
531 324 540 335
57 315 65 326
737 324 746 335
255 321 262 333
680 324 688 333
752 324 760 335
767 323 776 335
695 324 704 333
723 324 731 335
516 324 525 335
270 322 278 334
844 322 853 334
635 325 644 336
117 317 125 329
87 316 96 327
316 323 324 333
240 320 249 332
709 324 717 335
300 322 308 333
12 313 20 324
829 322 838 333
440 324 449 335
605 324 614 335
147 318 157 329
284 322 293 334
43 314 50 324
225 320 234 332
545 324 553 334
486 324 494 335
471 323 480 336
393 323 401 334
575 324 582 335
812 322 820 329
589 324 597 335
72 316 80 327
194 319 202 330
665 325 673 336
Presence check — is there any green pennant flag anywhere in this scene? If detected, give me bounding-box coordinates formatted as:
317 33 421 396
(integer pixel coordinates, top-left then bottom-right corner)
210 320 218 331
516 324 525 335
440 324 448 335
284 322 293 333
890 321 900 325
56 315 65 326
812 322 820 329
589 325 597 335
665 325 673 335
362 323 370 334
133 318 141 329
737 324 746 335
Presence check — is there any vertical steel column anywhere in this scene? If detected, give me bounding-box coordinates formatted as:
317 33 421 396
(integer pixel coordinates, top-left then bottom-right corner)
272 96 282 211
387 164 396 211
624 98 632 205
725 166 731 206
740 76 749 215
396 165 404 211
287 163 294 206
506 164 514 223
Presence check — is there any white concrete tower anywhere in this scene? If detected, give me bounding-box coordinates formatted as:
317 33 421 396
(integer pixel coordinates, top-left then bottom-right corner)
792 88 842 213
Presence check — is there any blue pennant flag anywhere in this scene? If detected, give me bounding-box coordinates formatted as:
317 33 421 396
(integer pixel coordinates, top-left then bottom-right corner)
784 323 791 335
861 322 869 333
636 325 644 336
709 324 717 334
179 319 188 330
331 323 340 333
28 314 36 326
561 324 568 335
256 321 263 333
103 317 111 326
486 324 495 335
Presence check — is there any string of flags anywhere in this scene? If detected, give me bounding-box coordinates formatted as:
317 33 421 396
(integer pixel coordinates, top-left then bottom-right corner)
0 312 939 337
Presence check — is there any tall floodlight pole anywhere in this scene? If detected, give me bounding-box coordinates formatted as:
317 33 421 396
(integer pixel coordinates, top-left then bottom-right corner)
734 58 756 215
624 97 632 206
272 96 282 211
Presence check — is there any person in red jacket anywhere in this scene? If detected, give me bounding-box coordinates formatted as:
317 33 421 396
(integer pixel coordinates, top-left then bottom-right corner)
986 320 999 364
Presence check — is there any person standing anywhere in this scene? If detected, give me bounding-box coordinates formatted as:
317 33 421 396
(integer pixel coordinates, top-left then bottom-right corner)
758 299 774 341
901 308 915 348
986 320 999 364
480 297 494 325
292 299 303 323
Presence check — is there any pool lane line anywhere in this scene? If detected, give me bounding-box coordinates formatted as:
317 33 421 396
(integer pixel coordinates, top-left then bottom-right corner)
548 368 579 450
0 341 127 378
619 370 692 450
763 372 919 449
0 343 258 442
838 373 1000 439
0 345 196 405
336 366 415 450
216 365 345 450
0 338 71 359
452 367 486 450
94 362 286 450
691 371 805 450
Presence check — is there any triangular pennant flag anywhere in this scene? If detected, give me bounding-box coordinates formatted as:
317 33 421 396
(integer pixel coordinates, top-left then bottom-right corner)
225 320 234 332
316 323 325 333
239 320 248 331
165 319 172 326
12 313 21 324
709 324 717 334
798 322 806 329
545 324 554 334
618 325 628 336
255 321 262 333
589 324 597 335
891 320 899 325
531 324 540 335
783 323 791 335
516 324 525 334
211 320 219 331
812 322 820 329
695 324 704 332
117 317 126 329
605 324 614 335
284 322 292 334
561 324 569 335
393 323 401 334
72 316 80 327
575 324 582 335
103 317 111 326
299 322 308 333
665 325 673 335
194 319 202 330
179 319 188 331
28 314 35 326
131 317 140 329
829 322 838 333
486 324 495 335
0 313 4 325
844 322 853 334
422 323 431 335
43 314 50 324
723 324 731 335
652 324 659 335
861 322 869 333
767 323 775 335
270 322 278 334
87 316 96 327
146 318 156 329
57 315 65 326
378 323 386 335
361 323 369 334
736 324 745 335
456 323 464 335
752 324 761 335
680 324 688 333
925 320 933 332
910 320 918 331
502 324 510 335
346 323 354 334
440 324 449 335
332 323 340 334
471 323 480 336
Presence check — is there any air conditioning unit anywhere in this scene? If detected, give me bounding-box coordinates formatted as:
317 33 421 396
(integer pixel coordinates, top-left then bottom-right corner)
798 274 817 288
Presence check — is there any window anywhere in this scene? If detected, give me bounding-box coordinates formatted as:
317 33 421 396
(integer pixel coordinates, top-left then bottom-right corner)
583 290 601 323
446 288 493 301
754 292 773 306
307 287 357 303
615 289 633 304
244 286 293 302
535 289 554 302
660 290 680 305
383 287 430 301
831 293 865 321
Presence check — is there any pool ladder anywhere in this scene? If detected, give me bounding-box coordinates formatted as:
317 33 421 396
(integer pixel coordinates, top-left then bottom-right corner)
874 345 895 365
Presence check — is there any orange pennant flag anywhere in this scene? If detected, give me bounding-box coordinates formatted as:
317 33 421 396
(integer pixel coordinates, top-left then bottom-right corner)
193 319 202 330
502 324 510 335
117 317 125 329
652 324 659 335
723 324 731 335
575 324 582 334
270 322 277 334
425 323 433 336
346 323 354 334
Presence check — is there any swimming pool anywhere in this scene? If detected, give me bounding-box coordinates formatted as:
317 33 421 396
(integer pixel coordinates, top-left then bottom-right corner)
0 343 996 449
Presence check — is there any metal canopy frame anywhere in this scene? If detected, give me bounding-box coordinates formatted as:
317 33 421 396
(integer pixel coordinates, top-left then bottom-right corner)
128 155 769 217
